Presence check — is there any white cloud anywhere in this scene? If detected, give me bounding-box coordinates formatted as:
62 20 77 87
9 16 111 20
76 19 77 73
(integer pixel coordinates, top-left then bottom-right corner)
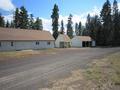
40 6 100 33
118 3 120 10
4 14 13 22
41 18 52 32
4 6 100 33
0 0 15 11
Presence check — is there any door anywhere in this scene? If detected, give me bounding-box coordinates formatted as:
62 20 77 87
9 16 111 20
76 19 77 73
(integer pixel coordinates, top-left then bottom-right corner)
60 42 64 48
82 42 86 47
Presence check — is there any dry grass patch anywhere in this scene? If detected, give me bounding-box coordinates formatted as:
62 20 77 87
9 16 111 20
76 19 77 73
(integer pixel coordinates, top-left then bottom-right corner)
84 52 120 90
40 52 120 90
0 49 57 60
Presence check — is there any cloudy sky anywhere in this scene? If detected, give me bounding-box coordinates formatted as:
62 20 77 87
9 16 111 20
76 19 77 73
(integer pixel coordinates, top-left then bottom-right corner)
0 0 120 32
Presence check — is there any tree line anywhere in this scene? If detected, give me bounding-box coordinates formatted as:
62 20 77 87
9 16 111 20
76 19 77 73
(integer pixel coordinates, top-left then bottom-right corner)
85 0 120 46
51 0 120 46
0 6 43 30
0 0 120 46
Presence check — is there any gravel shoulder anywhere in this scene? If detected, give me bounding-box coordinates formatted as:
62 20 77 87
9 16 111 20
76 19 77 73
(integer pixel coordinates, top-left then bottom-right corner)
40 52 120 90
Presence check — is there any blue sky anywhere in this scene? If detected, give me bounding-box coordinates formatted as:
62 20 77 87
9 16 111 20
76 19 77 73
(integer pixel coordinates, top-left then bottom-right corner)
12 0 106 19
0 0 120 31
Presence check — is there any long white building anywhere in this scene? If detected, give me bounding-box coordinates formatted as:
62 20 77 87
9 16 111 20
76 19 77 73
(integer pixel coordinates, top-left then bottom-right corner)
0 28 55 51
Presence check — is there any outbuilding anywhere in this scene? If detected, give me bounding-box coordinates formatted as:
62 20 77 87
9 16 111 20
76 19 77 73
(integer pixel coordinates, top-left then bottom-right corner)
71 36 96 47
55 34 71 48
0 28 55 51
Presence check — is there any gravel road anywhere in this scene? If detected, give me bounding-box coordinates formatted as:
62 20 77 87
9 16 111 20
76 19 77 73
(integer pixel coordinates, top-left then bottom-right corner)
0 48 120 90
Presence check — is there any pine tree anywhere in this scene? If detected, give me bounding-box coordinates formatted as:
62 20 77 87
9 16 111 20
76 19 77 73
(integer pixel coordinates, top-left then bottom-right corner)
83 28 88 36
67 14 73 39
100 0 112 45
34 17 43 30
60 20 64 34
6 20 10 28
0 13 5 27
85 14 91 36
78 22 82 36
14 8 20 28
113 0 120 45
51 4 59 39
39 19 43 30
10 21 14 28
85 14 102 45
75 23 79 36
19 6 28 29
89 15 102 43
28 14 34 29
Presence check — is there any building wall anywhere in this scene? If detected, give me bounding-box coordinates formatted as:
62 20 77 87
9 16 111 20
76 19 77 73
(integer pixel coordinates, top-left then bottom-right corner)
92 41 96 47
0 41 54 51
71 37 82 47
71 37 96 47
55 35 71 48
55 35 64 48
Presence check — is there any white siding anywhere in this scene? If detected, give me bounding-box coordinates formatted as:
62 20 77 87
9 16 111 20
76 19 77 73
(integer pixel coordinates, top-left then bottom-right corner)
92 41 96 47
71 37 82 47
71 37 96 48
55 35 71 48
55 35 64 48
0 41 54 51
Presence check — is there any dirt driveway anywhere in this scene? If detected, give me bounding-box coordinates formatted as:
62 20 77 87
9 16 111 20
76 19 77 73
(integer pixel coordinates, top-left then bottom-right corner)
0 48 120 90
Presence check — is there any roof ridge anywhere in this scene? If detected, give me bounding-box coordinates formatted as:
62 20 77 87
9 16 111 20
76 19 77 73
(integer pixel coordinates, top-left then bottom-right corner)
0 27 49 32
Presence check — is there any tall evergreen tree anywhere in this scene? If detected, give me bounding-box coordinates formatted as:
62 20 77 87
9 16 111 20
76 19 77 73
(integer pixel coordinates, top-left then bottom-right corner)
51 4 59 39
67 14 73 39
113 0 120 45
10 21 14 28
34 17 43 30
28 14 34 29
85 14 102 45
6 20 10 28
14 8 20 28
100 0 112 45
19 6 28 29
85 14 91 36
0 13 5 27
75 23 79 36
89 15 102 44
60 20 64 34
78 22 82 36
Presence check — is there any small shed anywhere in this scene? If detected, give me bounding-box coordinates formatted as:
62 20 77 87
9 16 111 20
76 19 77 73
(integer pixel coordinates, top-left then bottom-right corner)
71 36 96 47
55 34 71 48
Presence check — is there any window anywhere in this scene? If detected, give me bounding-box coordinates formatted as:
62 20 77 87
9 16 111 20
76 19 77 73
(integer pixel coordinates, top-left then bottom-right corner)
47 42 50 45
0 42 1 47
36 42 39 45
11 42 13 46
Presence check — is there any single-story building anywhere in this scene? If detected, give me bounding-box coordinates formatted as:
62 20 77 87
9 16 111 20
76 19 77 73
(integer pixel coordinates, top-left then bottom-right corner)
55 34 71 48
71 36 96 47
0 28 55 51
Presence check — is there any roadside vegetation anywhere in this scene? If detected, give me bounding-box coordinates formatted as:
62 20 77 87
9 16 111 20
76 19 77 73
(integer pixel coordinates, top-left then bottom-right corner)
0 49 57 60
41 52 120 90
84 52 120 90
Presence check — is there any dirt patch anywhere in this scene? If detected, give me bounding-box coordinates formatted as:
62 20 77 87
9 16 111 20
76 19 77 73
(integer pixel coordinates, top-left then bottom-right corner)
40 52 120 90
